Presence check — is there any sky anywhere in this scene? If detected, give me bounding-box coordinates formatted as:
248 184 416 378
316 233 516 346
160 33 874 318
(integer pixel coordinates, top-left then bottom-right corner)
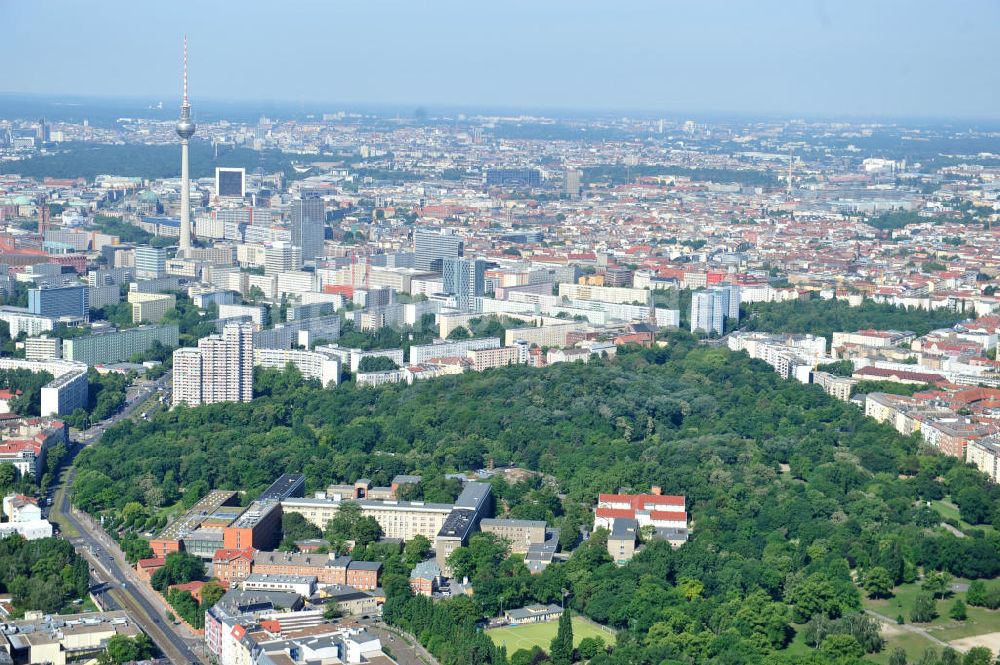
1 0 998 120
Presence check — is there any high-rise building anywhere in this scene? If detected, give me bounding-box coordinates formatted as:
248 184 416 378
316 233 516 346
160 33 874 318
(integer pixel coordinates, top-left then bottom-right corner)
413 229 463 272
690 285 740 336
171 348 202 406
442 257 486 310
27 285 88 319
172 321 254 407
134 246 167 279
176 37 196 257
290 195 325 262
215 167 246 199
485 168 541 188
690 291 724 336
264 241 302 275
564 168 582 198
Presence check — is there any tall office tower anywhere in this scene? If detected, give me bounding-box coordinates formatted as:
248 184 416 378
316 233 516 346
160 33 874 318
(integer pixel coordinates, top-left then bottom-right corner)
176 37 196 257
134 246 167 279
264 241 302 275
442 257 486 310
172 321 254 407
413 229 463 272
28 285 89 319
563 168 582 198
290 195 325 262
215 167 246 199
690 291 724 336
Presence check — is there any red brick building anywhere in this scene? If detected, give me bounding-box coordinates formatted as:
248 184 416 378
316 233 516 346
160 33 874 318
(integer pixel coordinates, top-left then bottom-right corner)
212 548 256 585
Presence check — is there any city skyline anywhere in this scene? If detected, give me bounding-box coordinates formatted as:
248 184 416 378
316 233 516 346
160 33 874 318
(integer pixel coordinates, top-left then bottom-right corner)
1 0 999 120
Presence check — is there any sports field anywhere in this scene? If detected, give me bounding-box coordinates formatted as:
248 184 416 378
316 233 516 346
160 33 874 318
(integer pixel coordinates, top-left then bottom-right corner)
487 617 616 654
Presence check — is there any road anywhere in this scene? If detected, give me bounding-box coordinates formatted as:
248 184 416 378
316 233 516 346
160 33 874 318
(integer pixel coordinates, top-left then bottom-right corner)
864 608 951 650
48 370 205 664
355 619 439 665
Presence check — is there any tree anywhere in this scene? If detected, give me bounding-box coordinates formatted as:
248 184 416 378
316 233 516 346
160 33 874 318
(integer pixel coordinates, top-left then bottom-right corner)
910 593 938 623
447 326 470 340
150 552 204 592
549 609 573 665
949 599 967 621
577 636 605 660
921 571 953 600
357 355 399 373
962 647 992 665
820 634 864 661
955 487 991 524
404 535 432 566
99 633 154 665
888 646 908 665
324 604 343 620
862 567 894 599
966 580 988 607
201 581 225 609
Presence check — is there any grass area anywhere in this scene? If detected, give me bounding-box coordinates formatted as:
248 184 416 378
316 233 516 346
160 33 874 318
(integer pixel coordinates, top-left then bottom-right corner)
487 617 616 654
864 579 1000 646
48 468 79 538
869 631 938 665
928 498 997 536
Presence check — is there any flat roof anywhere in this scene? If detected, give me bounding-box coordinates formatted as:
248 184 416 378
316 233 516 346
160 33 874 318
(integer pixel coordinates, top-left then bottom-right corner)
258 474 305 503
157 490 239 540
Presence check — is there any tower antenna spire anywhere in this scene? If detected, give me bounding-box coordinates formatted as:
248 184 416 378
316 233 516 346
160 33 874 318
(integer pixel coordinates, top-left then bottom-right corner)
183 35 189 106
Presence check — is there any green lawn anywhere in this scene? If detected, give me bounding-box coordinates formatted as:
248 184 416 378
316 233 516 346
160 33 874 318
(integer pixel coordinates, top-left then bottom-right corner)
487 617 616 654
864 579 1000 645
868 631 938 665
928 499 997 536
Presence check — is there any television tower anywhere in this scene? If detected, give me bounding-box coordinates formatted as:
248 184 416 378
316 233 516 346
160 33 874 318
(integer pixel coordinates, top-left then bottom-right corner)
176 36 196 256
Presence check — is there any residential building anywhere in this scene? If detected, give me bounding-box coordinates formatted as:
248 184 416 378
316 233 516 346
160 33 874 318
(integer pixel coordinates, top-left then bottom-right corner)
172 321 254 407
128 291 176 323
264 241 302 275
254 348 341 387
212 548 256 585
62 325 180 365
480 518 547 554
442 257 486 310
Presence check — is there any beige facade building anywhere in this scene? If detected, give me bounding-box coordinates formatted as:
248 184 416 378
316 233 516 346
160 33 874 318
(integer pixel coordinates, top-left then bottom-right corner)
128 291 176 323
282 497 453 541
480 518 546 554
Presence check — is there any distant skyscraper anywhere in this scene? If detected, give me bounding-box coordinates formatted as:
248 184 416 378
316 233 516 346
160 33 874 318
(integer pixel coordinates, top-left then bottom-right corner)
413 229 463 272
290 195 326 262
564 169 582 198
442 257 486 310
176 37 196 257
172 321 254 407
215 167 246 199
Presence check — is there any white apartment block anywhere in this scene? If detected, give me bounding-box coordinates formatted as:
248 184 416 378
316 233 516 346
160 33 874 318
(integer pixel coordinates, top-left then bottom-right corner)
255 348 341 387
172 322 254 407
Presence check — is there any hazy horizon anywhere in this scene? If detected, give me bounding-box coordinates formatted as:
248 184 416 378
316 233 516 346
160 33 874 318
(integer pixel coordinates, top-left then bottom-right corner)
1 0 998 120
